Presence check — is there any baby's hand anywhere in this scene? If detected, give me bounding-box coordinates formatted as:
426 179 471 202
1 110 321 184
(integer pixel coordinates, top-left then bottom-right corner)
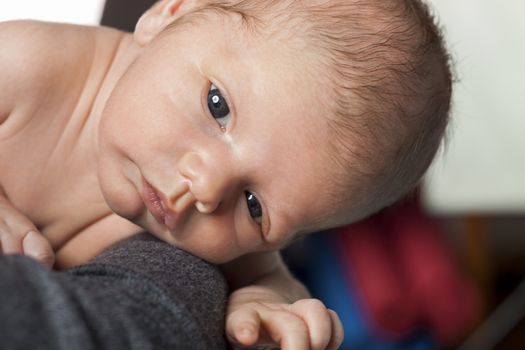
0 195 55 267
226 286 343 350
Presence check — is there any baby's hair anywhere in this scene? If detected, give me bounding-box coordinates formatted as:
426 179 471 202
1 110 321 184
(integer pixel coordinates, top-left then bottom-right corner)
309 0 453 219
163 0 452 223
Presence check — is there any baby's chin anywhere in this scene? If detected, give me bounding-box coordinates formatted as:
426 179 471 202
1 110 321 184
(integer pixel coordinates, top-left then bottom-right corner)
116 207 247 264
146 226 245 264
127 210 170 238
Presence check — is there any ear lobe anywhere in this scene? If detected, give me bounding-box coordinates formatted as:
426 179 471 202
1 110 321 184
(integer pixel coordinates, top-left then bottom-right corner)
134 0 195 47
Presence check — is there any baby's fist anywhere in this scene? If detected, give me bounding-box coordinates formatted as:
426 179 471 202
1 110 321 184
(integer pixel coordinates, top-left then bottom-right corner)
0 196 55 268
227 297 344 350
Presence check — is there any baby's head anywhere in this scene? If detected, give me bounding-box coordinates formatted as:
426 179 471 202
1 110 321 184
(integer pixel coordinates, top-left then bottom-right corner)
99 0 451 263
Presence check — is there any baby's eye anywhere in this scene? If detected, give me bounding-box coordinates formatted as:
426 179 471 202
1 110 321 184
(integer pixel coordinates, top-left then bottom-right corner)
245 191 263 225
207 84 230 129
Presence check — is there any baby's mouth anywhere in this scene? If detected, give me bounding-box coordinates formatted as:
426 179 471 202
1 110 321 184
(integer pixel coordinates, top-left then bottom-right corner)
142 177 194 231
142 177 168 227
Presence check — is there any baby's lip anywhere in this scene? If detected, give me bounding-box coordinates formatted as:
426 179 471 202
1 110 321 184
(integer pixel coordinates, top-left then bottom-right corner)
141 177 168 227
144 178 195 231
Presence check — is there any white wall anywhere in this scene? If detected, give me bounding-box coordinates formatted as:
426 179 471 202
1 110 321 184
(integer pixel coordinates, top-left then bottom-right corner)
0 0 105 25
423 0 525 214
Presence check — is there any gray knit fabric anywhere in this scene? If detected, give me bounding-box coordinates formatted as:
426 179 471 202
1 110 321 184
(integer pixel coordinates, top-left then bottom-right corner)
0 233 228 350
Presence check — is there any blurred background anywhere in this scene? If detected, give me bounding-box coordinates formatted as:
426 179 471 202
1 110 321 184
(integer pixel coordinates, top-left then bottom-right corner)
1 1 524 349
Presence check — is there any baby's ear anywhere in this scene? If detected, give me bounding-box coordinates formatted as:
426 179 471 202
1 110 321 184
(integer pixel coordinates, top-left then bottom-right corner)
134 0 197 47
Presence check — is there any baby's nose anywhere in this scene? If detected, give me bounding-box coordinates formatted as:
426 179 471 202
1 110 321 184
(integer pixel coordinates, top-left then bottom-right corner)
168 192 196 214
194 199 218 214
177 151 234 214
166 183 219 215
165 181 195 213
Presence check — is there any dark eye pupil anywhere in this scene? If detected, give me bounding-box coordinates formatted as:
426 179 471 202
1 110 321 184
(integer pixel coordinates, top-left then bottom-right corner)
245 192 262 220
207 88 230 119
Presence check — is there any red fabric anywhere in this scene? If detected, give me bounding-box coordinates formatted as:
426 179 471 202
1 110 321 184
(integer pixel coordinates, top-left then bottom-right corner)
335 196 481 343
335 219 418 338
387 201 481 343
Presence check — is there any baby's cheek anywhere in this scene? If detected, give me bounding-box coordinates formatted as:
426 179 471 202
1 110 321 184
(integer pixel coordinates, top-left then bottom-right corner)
176 214 244 263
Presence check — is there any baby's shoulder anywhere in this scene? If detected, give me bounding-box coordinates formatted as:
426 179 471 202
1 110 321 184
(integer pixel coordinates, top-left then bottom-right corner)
0 20 107 123
0 20 95 84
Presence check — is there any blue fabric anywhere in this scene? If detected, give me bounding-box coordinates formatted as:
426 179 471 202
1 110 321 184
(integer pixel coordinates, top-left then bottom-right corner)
306 233 437 350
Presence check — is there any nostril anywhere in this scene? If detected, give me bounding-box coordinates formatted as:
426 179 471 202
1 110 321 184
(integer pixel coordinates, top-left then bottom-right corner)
178 151 229 214
166 181 191 209
171 192 196 213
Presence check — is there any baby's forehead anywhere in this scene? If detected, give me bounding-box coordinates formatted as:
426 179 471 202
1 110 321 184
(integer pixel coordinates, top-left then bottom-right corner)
266 156 350 237
162 7 257 47
275 145 371 237
163 6 323 65
167 14 332 119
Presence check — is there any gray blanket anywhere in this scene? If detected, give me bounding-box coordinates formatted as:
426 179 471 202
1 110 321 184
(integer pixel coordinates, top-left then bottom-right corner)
0 234 228 350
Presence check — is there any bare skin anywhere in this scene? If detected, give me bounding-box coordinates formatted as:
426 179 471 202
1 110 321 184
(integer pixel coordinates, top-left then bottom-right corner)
0 1 344 348
0 21 138 264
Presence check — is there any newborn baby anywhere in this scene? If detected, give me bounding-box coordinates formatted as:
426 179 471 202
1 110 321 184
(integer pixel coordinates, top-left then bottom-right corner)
0 0 451 348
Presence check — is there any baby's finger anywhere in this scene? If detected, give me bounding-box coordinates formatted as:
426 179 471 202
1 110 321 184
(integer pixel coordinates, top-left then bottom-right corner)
23 230 55 268
0 203 40 255
326 309 344 350
0 219 24 254
226 306 261 346
289 299 332 350
260 309 310 350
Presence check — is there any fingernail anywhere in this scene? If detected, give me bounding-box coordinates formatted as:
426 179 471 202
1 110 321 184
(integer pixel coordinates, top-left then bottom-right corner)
241 327 253 335
239 325 255 339
24 231 55 267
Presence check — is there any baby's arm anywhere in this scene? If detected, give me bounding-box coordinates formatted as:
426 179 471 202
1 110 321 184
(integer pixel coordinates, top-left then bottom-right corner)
0 20 63 125
0 21 60 267
221 251 344 350
0 188 55 267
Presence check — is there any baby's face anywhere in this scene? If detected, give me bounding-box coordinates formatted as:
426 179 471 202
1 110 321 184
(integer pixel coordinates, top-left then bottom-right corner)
99 14 337 263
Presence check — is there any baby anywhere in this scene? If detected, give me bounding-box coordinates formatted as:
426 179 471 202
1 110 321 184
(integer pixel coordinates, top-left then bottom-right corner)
0 0 451 349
